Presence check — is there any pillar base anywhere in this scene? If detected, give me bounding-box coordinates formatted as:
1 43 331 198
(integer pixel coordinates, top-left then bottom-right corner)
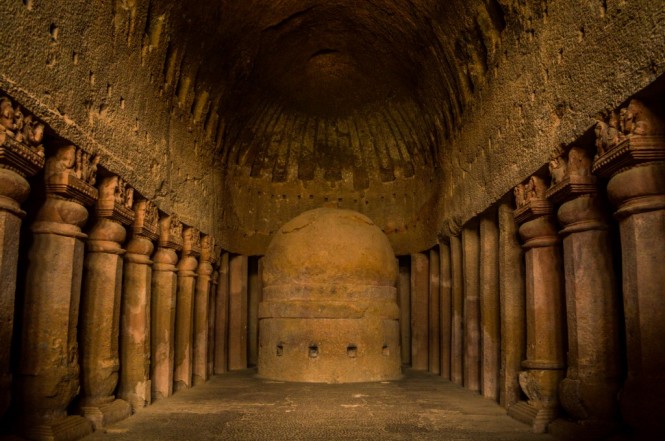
548 418 620 441
20 415 92 441
507 401 556 433
78 399 131 430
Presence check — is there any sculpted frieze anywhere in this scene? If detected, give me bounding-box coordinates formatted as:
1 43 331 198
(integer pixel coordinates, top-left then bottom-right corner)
546 146 596 204
96 176 135 225
0 96 45 178
593 99 665 177
513 176 554 225
158 213 183 250
132 199 159 241
44 145 98 206
182 227 202 258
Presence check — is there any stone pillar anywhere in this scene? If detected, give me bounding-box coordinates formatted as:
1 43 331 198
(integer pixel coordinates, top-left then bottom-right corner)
410 252 429 370
16 144 97 441
207 244 221 377
118 199 159 410
78 176 135 429
544 146 621 438
0 100 44 418
439 240 452 380
247 256 261 367
508 176 566 433
462 222 480 392
450 234 464 386
213 252 230 374
428 248 440 374
228 254 248 371
193 235 213 385
498 201 526 408
592 100 665 436
480 209 500 401
151 214 182 400
174 227 201 391
398 258 411 366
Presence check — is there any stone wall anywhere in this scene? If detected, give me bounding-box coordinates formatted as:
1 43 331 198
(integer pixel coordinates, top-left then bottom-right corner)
0 0 224 236
440 0 665 233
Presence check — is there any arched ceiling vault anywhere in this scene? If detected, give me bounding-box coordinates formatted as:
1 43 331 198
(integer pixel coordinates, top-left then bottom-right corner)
159 0 508 253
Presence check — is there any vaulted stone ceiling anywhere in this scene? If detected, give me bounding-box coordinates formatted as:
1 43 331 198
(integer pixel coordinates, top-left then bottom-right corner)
117 0 510 253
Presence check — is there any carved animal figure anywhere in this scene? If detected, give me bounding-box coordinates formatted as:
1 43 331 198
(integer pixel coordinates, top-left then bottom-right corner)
567 147 592 177
0 97 15 133
45 145 76 179
514 184 527 208
621 99 665 137
548 147 567 186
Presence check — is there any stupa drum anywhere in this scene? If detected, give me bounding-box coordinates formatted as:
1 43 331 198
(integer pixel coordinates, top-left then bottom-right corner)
258 208 401 383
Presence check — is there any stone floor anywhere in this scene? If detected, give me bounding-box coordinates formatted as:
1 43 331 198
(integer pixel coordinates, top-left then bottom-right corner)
85 369 557 441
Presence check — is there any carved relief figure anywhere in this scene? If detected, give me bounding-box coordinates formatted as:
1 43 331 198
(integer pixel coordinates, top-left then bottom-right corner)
620 99 665 137
566 147 592 177
548 146 567 186
514 184 526 208
0 97 15 134
21 115 45 156
45 145 77 179
595 111 622 157
170 214 183 238
525 176 547 203
143 200 158 226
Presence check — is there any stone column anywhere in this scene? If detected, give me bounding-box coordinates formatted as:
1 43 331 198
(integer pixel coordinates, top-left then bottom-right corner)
193 235 213 385
545 146 621 438
228 254 248 371
439 240 452 380
118 199 159 410
398 258 411 366
213 252 230 374
450 234 464 386
16 144 97 441
248 256 261 367
462 222 480 392
508 176 566 433
77 176 135 429
0 100 44 418
593 100 665 436
207 244 221 377
498 201 526 409
410 252 429 370
174 227 201 391
428 248 440 374
151 214 182 400
480 209 500 401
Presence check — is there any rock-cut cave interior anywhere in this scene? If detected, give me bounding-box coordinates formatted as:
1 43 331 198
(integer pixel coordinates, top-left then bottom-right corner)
0 0 664 440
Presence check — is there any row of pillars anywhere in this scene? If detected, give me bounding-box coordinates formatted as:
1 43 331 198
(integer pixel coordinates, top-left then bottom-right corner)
404 98 664 439
0 95 252 441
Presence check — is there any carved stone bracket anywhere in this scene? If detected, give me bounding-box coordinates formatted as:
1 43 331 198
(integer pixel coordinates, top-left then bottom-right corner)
0 96 45 178
132 199 159 241
200 235 215 264
96 176 135 226
546 146 597 205
45 145 99 206
183 227 202 258
593 99 665 177
158 214 183 251
513 176 554 226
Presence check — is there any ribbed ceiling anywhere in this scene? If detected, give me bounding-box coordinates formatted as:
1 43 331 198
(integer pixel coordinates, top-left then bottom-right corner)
158 0 508 253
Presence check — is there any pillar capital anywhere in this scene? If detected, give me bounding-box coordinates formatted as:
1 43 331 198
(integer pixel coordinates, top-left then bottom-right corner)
158 213 183 251
183 226 202 258
0 95 45 179
131 199 159 241
513 176 558 248
96 175 135 226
